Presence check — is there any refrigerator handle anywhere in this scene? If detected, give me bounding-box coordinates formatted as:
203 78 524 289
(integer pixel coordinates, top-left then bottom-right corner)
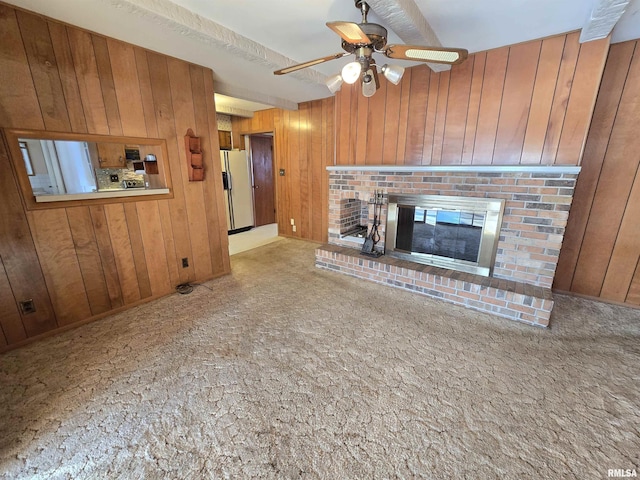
227 171 233 190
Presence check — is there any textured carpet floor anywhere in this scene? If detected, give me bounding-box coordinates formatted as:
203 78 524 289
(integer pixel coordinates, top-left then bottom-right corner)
0 238 638 479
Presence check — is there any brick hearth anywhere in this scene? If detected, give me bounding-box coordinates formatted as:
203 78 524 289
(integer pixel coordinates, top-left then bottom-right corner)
315 166 580 327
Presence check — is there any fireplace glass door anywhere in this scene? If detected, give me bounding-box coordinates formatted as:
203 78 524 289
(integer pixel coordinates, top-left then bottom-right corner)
386 194 505 276
396 207 485 262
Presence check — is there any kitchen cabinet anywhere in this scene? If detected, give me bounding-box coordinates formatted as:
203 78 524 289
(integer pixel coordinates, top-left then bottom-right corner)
97 142 126 168
218 130 232 150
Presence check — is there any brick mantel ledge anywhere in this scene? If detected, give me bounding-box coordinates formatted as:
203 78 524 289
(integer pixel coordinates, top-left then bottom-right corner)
326 165 581 174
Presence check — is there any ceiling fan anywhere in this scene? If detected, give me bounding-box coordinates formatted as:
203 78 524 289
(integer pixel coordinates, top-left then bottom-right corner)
274 0 468 97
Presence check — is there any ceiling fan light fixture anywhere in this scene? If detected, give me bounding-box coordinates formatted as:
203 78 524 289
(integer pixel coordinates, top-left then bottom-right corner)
404 49 460 63
325 74 344 94
362 69 377 97
381 64 404 85
341 61 362 84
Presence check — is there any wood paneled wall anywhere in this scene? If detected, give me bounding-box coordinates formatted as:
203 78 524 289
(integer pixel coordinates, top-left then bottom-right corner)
232 98 335 243
233 33 609 247
335 32 609 166
0 4 230 350
554 40 640 306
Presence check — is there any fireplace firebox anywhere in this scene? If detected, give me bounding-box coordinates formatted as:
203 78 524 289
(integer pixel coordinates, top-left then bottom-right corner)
386 194 505 276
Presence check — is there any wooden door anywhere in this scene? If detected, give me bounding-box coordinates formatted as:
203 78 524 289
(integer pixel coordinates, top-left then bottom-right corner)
250 135 275 226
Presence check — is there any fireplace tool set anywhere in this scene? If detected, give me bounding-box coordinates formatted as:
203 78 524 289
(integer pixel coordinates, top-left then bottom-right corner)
361 190 385 257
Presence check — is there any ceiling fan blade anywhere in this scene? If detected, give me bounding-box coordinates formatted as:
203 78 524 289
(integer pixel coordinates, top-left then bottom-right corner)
326 21 371 44
384 45 468 65
274 53 348 75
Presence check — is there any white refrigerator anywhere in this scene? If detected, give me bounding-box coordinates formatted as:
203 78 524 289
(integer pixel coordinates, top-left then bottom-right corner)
221 150 254 233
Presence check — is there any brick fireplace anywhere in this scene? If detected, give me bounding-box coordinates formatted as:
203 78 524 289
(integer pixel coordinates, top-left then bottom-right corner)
315 166 580 327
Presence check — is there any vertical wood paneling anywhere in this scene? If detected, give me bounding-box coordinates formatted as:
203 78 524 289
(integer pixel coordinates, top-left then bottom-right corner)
322 97 333 241
463 52 486 164
103 204 141 305
167 58 213 281
540 32 580 164
123 203 153 299
521 36 565 164
298 104 310 237
147 52 195 284
404 66 429 164
626 263 640 305
553 42 635 292
431 70 450 165
48 21 87 133
366 80 386 164
67 28 109 134
91 35 123 136
156 200 181 288
337 84 352 165
422 70 440 164
382 81 401 164
0 138 57 337
310 100 324 242
89 205 124 308
559 40 640 302
355 90 369 165
203 72 230 273
600 175 640 301
555 37 610 164
473 47 508 163
441 58 473 164
16 11 71 132
107 39 147 137
135 201 172 296
193 65 226 274
0 5 44 130
66 206 112 315
28 209 92 326
0 258 27 344
289 109 301 234
134 48 159 138
493 41 541 164
395 68 412 162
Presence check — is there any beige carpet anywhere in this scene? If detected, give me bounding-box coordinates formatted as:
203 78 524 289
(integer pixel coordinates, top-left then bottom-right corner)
1 238 638 479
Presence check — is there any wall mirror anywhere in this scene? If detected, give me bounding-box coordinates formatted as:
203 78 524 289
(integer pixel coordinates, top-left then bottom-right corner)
4 129 173 209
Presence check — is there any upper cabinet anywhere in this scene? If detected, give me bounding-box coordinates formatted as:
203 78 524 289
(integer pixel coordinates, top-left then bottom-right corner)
96 142 126 168
218 130 232 150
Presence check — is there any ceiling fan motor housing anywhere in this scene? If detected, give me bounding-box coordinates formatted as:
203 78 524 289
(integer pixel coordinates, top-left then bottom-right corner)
341 22 387 53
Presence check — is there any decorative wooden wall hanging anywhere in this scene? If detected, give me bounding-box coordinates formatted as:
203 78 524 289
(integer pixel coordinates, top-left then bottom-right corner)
185 129 204 181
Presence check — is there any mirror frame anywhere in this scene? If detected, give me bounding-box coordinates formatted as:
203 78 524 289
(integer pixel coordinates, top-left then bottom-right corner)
4 129 173 210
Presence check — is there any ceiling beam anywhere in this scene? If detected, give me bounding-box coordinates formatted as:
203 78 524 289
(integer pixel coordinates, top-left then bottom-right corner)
580 0 631 42
214 81 298 111
365 0 450 73
105 0 326 93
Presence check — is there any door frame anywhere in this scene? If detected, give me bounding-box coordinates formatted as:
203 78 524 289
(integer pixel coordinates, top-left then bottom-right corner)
246 132 277 229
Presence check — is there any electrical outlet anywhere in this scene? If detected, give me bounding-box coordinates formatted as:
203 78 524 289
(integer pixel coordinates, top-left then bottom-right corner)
290 218 295 225
292 225 297 232
19 299 36 314
182 258 189 268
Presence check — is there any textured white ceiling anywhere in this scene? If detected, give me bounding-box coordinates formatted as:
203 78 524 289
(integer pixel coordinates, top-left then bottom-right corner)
5 0 640 112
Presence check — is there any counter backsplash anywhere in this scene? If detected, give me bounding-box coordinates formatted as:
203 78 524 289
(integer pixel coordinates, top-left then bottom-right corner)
96 168 146 191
